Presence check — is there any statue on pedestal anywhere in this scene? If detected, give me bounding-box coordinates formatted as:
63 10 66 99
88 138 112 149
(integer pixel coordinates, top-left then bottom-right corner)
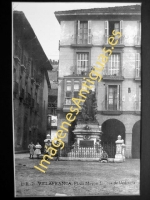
81 90 97 122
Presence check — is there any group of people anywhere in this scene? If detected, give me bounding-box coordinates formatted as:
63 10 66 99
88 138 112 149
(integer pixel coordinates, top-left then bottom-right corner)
28 140 60 160
28 141 108 162
28 142 42 159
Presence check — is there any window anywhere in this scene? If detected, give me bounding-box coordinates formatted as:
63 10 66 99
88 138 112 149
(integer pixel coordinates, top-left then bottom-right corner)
135 53 141 78
64 79 95 105
74 81 80 98
135 21 141 45
77 53 89 74
105 21 123 44
105 53 121 76
105 85 121 110
65 80 80 105
77 21 91 44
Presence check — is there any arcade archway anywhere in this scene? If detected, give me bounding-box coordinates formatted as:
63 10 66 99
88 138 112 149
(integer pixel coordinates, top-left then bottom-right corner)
132 120 140 158
101 119 125 157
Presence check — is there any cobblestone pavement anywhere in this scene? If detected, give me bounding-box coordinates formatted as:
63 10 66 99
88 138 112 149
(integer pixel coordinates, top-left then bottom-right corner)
15 154 140 197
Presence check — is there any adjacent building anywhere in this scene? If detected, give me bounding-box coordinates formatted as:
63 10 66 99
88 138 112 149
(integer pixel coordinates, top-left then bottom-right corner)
13 11 52 152
55 5 141 158
47 60 58 140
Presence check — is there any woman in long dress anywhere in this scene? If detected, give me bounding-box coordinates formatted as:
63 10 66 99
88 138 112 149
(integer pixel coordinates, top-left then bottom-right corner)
34 142 42 159
28 142 35 159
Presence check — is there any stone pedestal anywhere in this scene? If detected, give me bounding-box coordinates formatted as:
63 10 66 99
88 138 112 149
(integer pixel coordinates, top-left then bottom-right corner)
68 122 103 158
114 135 124 163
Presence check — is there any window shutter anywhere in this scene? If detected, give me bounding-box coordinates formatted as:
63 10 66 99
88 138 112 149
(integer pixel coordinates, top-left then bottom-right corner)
120 20 123 44
64 79 67 102
135 53 140 77
104 21 108 44
88 20 91 44
117 85 121 110
105 85 108 110
74 21 77 44
139 22 141 37
77 20 80 44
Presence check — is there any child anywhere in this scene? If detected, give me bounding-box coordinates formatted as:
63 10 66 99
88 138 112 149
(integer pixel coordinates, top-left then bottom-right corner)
34 142 42 159
28 142 35 159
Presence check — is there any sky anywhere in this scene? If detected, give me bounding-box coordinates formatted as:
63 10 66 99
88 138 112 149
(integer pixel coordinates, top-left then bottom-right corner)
12 2 141 60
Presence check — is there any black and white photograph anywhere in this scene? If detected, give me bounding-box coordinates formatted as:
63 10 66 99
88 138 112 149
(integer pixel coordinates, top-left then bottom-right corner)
12 2 142 197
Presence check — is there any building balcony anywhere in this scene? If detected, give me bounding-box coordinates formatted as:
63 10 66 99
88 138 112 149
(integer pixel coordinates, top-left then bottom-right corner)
70 66 92 76
19 88 24 100
31 98 34 108
134 101 141 115
104 35 125 47
135 67 141 81
13 81 19 95
102 66 124 81
134 35 141 47
101 100 122 115
63 99 83 112
31 76 36 84
71 35 93 47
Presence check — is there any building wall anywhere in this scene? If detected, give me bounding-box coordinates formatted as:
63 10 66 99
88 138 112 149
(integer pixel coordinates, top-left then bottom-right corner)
57 17 141 158
13 27 50 152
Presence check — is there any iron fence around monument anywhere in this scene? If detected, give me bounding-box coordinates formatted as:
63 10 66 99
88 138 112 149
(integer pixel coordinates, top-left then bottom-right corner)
59 142 116 158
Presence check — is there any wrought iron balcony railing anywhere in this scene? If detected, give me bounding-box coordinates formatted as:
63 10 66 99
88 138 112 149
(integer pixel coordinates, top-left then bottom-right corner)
102 100 122 114
104 34 124 45
70 66 93 75
135 67 141 80
71 35 93 45
102 66 124 80
134 35 141 46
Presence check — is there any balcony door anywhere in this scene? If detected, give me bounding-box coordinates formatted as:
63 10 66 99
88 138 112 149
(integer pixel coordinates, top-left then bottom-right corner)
79 21 88 44
105 85 121 111
77 53 89 74
107 54 120 76
108 85 117 110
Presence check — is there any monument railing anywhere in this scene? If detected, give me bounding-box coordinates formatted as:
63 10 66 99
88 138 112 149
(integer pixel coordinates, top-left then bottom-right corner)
59 142 116 158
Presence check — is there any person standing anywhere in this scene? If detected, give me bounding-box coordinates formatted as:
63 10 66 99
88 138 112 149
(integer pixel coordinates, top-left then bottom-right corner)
44 140 51 160
28 142 35 159
34 142 42 159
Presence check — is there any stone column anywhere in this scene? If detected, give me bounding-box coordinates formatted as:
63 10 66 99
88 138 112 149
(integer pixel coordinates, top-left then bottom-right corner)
121 139 126 162
125 133 132 158
114 135 123 163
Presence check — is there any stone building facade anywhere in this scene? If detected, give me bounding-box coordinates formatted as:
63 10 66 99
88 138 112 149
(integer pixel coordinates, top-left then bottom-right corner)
13 11 52 152
55 5 141 158
47 60 58 140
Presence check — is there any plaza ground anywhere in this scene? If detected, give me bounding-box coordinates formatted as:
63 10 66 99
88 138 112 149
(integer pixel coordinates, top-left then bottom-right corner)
15 153 140 197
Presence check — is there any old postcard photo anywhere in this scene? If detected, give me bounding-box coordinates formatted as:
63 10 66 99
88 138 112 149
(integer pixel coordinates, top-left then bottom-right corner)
13 2 141 197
